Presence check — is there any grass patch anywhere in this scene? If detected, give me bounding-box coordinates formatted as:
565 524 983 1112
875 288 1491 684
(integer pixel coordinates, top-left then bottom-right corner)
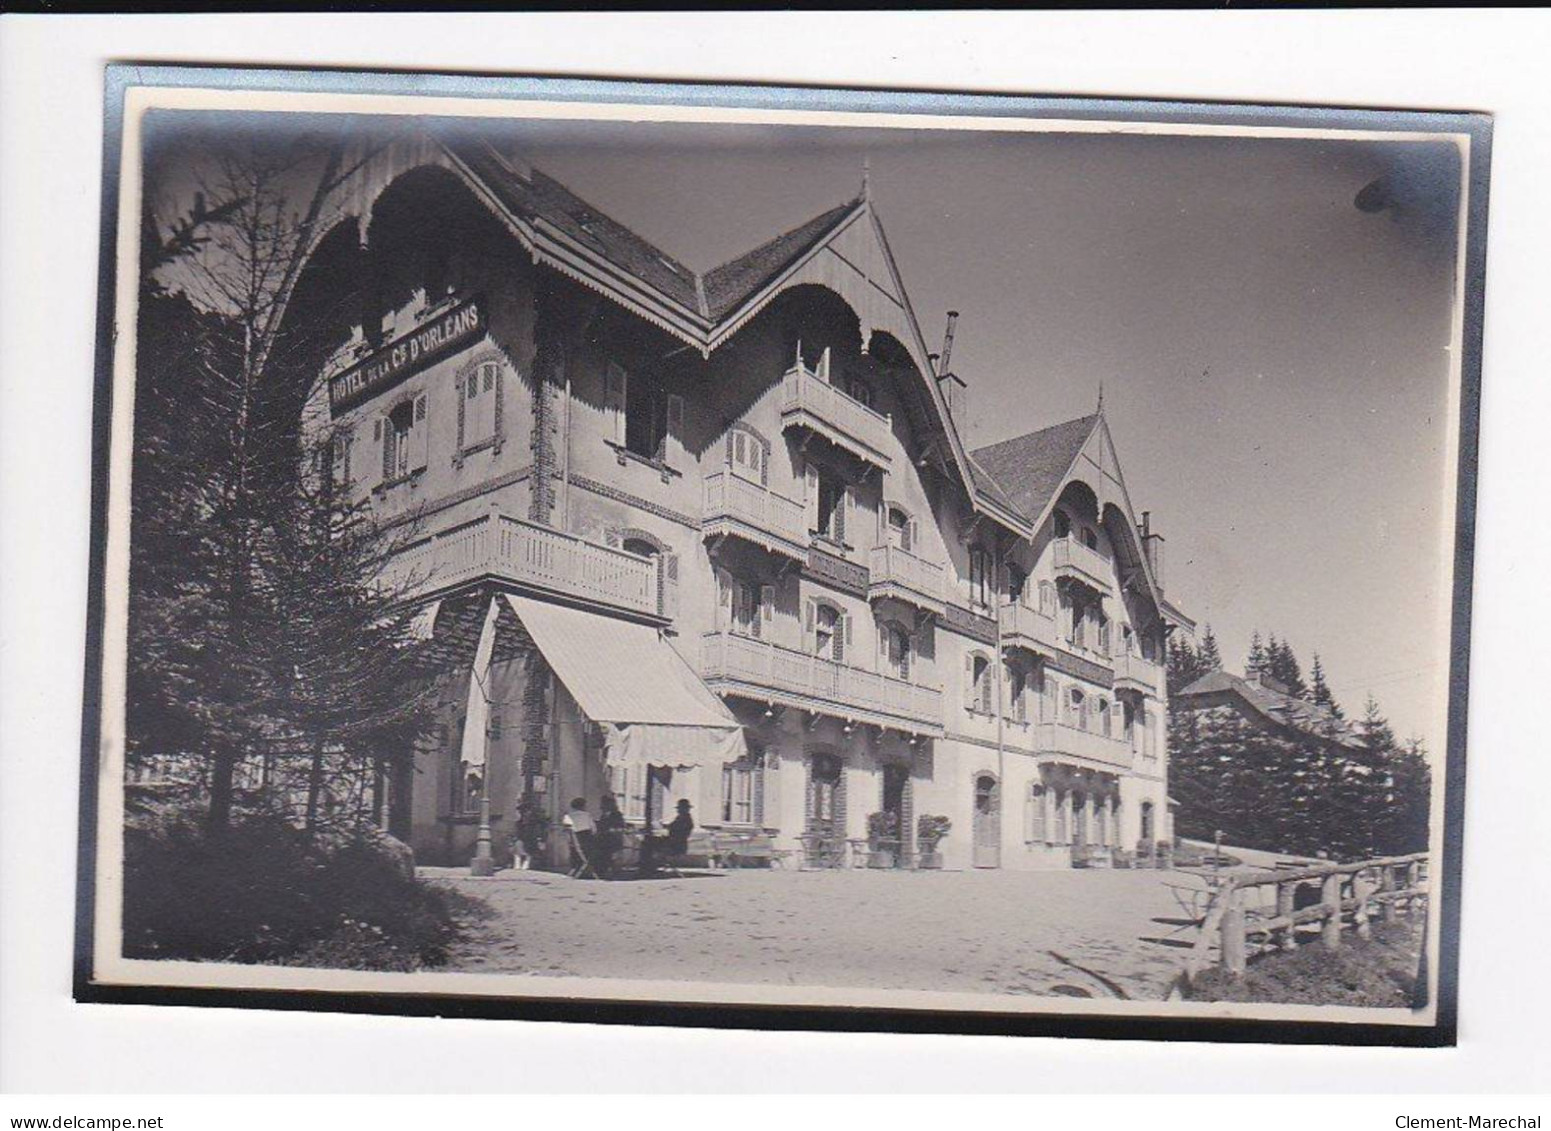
1184 919 1424 1008
124 810 490 972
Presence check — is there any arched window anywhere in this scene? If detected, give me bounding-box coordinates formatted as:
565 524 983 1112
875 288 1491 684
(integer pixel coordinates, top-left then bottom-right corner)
1053 509 1071 538
1026 783 1048 842
881 621 912 680
965 652 993 713
1080 525 1099 551
1097 697 1111 737
886 505 913 552
727 423 768 484
1005 660 1028 722
809 601 845 661
1067 686 1087 729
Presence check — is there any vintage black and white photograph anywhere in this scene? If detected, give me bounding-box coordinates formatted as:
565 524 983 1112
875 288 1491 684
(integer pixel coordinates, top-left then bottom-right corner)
79 72 1485 1037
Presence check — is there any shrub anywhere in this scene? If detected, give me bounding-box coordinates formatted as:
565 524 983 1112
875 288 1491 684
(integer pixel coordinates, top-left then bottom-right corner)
123 810 482 970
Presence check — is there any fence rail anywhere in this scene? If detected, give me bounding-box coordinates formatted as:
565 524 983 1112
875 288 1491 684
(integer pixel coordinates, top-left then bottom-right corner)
1186 852 1430 981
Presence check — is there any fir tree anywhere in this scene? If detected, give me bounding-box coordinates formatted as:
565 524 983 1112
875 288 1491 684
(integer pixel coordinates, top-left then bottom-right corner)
1267 636 1308 698
1247 630 1267 676
1309 652 1342 718
1197 624 1222 671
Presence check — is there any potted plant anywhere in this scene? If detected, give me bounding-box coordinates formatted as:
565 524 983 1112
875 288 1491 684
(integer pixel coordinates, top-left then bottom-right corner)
916 814 951 870
866 811 900 869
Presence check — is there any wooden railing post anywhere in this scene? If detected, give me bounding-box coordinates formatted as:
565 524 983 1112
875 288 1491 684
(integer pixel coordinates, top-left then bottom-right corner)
1321 870 1343 949
1355 868 1374 941
1378 863 1395 924
1276 881 1296 952
1220 885 1247 978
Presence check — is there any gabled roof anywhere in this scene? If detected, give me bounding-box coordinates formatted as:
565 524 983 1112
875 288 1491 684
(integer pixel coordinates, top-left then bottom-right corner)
969 414 1100 523
1175 669 1363 749
702 200 862 321
446 139 704 314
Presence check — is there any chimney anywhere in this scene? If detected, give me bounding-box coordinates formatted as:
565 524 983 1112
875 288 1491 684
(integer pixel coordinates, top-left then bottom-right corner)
935 312 967 427
1139 510 1166 590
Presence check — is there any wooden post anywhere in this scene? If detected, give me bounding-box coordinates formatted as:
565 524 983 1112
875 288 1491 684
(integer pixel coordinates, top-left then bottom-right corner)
1355 869 1373 941
1221 886 1247 978
1321 871 1343 949
1378 863 1395 924
1277 881 1296 952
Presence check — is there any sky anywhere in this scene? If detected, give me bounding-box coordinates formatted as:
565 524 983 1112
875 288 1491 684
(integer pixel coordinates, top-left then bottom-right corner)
148 112 1465 752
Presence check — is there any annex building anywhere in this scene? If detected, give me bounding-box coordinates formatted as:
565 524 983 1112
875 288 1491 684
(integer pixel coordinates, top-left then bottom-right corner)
289 127 1193 871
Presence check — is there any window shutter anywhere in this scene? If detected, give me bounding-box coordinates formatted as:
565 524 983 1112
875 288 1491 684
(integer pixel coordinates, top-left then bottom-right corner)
716 569 733 629
760 584 775 628
411 394 429 471
964 654 976 711
835 485 849 545
817 346 831 383
662 553 680 620
803 598 816 653
804 464 820 533
605 362 628 446
906 518 918 553
833 612 846 663
380 416 393 483
900 635 911 681
725 431 735 466
332 430 352 487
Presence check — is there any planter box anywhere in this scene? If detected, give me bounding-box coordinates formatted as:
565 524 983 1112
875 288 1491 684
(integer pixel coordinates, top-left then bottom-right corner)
916 849 944 870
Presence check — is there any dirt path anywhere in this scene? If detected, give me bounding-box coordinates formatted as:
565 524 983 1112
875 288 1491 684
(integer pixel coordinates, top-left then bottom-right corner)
426 866 1206 1001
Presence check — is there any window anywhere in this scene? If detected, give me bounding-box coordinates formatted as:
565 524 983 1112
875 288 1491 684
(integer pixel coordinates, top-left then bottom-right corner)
1026 784 1048 842
1005 662 1027 722
966 653 993 713
1038 580 1056 617
968 546 992 612
732 579 772 638
1054 790 1069 844
458 761 483 815
1094 801 1108 848
1123 698 1137 742
1097 698 1111 737
816 472 846 543
379 394 427 484
882 622 911 680
728 426 766 483
1140 800 1156 843
459 360 500 450
807 752 842 833
886 506 912 552
1080 525 1100 552
607 361 682 463
721 753 763 826
1071 790 1088 847
811 602 845 661
847 378 873 409
1067 687 1087 729
1053 509 1071 538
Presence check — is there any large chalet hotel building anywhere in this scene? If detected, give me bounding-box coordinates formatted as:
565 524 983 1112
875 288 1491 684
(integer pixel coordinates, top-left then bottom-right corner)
296 128 1192 872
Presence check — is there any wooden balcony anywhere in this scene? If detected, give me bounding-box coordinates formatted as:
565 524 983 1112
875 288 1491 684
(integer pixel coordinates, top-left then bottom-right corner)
381 508 665 621
1111 650 1165 696
868 543 946 615
701 471 809 562
700 630 942 735
779 360 894 472
1051 536 1114 594
998 599 1059 657
1031 721 1134 771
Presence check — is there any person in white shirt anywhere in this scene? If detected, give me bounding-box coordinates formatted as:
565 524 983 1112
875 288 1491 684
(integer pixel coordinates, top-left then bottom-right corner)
562 798 596 872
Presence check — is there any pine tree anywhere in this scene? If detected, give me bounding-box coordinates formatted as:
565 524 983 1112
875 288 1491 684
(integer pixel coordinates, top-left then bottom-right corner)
1309 652 1342 718
1267 636 1308 698
1197 624 1222 671
1247 630 1267 676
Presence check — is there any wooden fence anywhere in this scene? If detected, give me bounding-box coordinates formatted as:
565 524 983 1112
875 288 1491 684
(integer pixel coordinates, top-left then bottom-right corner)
1186 852 1429 981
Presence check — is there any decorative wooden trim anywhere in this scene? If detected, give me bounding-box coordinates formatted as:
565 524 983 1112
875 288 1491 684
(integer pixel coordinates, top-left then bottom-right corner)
941 603 997 645
802 543 868 598
1045 648 1115 688
378 465 533 531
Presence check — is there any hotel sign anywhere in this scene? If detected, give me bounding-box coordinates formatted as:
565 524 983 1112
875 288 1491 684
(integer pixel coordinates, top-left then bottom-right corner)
328 298 485 415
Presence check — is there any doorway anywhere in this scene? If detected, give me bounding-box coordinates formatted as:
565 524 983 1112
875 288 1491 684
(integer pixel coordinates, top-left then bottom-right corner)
972 774 1001 868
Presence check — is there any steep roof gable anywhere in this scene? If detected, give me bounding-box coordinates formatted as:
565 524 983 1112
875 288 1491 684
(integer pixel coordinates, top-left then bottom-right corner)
701 200 863 321
970 414 1100 524
1176 669 1363 749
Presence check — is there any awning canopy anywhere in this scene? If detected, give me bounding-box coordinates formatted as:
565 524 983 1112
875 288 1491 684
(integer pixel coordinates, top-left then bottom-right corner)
501 594 744 773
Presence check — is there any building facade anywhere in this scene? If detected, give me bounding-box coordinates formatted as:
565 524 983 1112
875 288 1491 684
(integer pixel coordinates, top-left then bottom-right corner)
291 128 1191 870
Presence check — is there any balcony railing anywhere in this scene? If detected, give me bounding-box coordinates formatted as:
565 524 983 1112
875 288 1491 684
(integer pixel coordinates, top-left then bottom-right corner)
1110 650 1165 695
998 600 1059 654
381 509 662 619
1032 720 1134 771
701 471 809 560
779 361 894 469
868 543 946 613
1052 536 1114 593
700 630 942 733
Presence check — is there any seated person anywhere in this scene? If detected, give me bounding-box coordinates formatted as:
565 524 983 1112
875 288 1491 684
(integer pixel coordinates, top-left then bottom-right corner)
594 793 627 878
562 797 596 871
640 800 696 872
